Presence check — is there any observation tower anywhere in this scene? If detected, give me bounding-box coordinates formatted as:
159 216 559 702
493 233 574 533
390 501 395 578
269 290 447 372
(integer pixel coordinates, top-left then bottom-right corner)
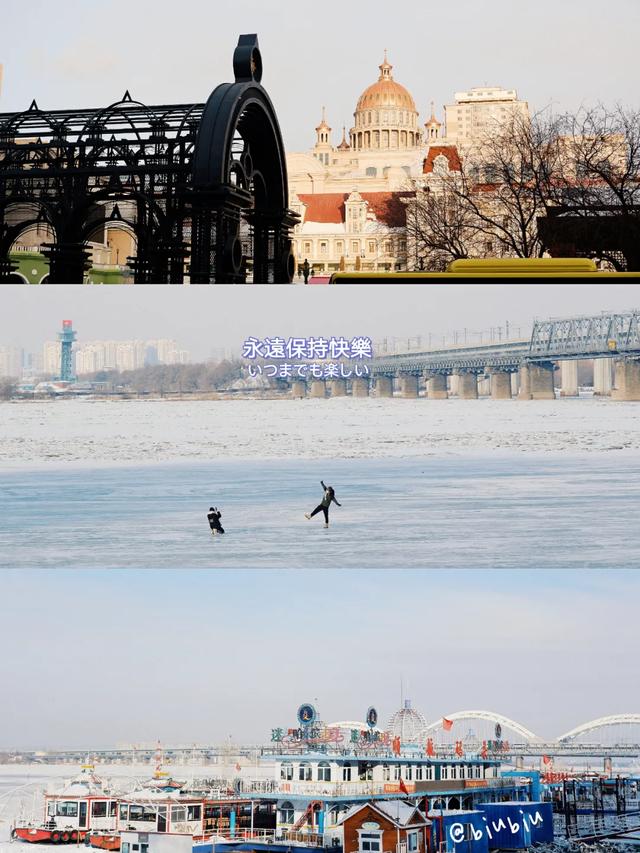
58 320 77 382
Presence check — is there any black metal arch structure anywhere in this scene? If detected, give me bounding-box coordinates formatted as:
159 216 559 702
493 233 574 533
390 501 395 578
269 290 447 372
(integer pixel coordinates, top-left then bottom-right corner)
0 34 297 283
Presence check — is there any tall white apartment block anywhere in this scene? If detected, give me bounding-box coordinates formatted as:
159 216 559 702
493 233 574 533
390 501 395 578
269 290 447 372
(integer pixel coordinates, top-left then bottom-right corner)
444 87 529 144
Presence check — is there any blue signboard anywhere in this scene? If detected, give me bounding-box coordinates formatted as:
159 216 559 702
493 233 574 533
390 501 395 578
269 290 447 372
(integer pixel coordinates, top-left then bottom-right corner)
297 704 317 726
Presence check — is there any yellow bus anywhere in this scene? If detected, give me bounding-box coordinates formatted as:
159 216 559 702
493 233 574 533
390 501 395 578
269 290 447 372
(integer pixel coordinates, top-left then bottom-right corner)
329 258 640 283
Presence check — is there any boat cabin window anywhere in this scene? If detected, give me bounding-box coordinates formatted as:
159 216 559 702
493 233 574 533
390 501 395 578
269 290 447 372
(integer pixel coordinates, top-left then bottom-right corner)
279 802 294 824
120 805 128 821
298 762 312 781
317 762 331 782
359 831 382 852
281 762 294 780
129 805 156 822
358 762 373 781
92 802 108 817
187 805 201 821
171 807 186 823
122 845 130 853
57 802 79 817
110 802 117 816
47 803 55 817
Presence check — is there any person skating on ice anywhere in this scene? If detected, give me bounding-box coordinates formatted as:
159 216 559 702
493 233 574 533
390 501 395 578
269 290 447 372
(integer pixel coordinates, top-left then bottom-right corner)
305 480 342 527
207 507 225 535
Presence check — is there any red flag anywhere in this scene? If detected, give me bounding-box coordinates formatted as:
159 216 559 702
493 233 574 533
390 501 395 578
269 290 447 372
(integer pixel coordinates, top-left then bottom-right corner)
399 778 409 795
442 718 453 731
542 755 552 765
455 740 464 757
480 741 488 759
426 738 435 757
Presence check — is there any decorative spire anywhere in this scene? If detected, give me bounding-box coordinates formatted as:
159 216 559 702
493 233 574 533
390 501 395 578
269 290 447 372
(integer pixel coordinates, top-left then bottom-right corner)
379 49 393 81
337 125 350 150
316 105 330 131
425 101 442 129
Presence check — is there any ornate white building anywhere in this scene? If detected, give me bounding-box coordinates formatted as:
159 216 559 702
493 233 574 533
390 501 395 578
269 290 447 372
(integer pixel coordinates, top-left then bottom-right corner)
286 54 529 276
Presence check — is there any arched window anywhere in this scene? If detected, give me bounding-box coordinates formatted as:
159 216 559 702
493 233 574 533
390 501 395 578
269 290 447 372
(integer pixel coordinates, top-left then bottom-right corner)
318 761 331 782
298 762 312 781
280 762 293 780
279 802 294 824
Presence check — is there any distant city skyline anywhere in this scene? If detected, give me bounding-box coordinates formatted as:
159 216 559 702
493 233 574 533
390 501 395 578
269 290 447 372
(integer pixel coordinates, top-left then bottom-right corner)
1 0 639 153
2 284 640 364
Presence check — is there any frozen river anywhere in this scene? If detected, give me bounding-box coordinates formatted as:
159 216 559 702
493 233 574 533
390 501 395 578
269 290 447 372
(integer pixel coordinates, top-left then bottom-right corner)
1 398 638 568
1 453 639 568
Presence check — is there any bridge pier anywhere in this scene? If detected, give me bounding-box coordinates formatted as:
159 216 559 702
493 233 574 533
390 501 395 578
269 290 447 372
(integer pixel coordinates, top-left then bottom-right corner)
400 374 420 398
310 379 326 399
560 360 579 397
489 369 513 400
330 379 347 397
376 375 394 398
478 375 491 396
594 358 613 396
426 373 448 399
351 377 370 397
455 371 478 400
518 363 555 400
291 379 307 398
612 358 640 401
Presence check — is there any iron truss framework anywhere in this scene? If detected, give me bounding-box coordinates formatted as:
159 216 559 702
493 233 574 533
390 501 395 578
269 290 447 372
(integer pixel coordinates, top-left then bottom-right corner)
370 310 640 375
0 34 297 284
530 311 640 360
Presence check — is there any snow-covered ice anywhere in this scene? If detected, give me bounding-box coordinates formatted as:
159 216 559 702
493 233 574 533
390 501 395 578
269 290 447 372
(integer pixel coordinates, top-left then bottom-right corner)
0 397 639 467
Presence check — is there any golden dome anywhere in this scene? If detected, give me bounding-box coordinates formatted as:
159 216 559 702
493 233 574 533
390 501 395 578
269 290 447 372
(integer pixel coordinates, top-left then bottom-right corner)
355 52 417 113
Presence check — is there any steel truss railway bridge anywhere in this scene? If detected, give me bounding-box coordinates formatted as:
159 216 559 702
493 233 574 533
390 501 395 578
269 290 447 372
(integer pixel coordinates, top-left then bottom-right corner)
286 310 640 401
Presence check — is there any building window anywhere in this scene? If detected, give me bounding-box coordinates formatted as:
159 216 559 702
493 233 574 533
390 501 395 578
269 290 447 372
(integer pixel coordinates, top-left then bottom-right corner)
352 241 360 254
318 761 331 782
426 766 433 780
441 766 449 780
343 764 352 781
298 763 312 781
393 764 400 781
406 765 413 780
382 764 391 781
359 832 382 853
320 241 328 255
407 833 419 852
415 766 423 781
366 167 377 177
281 763 293 780
304 242 312 255
451 766 457 779
368 241 376 254
336 241 344 255
279 802 295 825
384 241 393 255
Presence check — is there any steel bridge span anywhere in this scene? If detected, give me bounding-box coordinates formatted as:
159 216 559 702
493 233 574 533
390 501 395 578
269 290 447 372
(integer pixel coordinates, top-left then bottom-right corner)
286 310 640 401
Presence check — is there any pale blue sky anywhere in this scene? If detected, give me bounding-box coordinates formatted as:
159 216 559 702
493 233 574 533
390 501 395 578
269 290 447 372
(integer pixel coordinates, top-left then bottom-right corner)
1 0 639 151
1 569 638 749
2 284 640 361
